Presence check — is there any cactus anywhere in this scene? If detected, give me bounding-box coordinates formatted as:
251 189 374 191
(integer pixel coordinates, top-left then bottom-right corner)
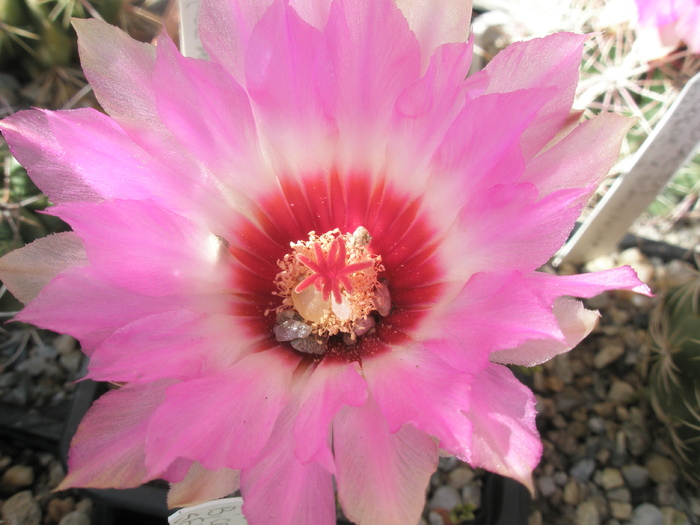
648 264 700 485
0 0 123 108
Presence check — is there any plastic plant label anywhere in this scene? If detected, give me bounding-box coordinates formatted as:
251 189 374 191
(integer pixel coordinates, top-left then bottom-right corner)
169 497 249 525
556 71 700 265
178 0 207 59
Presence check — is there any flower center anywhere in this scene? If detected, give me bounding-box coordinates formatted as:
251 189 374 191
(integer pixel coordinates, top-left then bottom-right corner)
272 227 390 355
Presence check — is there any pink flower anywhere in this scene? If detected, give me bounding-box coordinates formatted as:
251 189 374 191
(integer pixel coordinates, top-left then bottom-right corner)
635 0 700 53
0 0 649 523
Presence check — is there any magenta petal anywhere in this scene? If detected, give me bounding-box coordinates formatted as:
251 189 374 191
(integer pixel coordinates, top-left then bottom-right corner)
153 34 266 190
364 347 473 458
387 41 473 193
168 462 240 508
323 0 421 167
52 199 230 297
524 267 652 302
0 110 106 204
464 364 541 492
334 398 438 525
427 89 553 222
0 232 86 304
146 349 301 474
199 0 275 86
293 361 367 472
421 271 562 370
58 381 176 490
241 404 336 525
522 112 633 196
88 311 256 383
448 184 584 276
17 267 193 353
74 19 157 140
474 32 588 158
395 0 472 68
490 297 600 366
244 0 336 173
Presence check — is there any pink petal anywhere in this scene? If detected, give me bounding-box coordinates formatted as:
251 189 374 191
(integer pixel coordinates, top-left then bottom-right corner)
199 0 275 86
153 33 268 194
426 89 554 225
524 267 652 302
490 297 600 366
241 404 336 525
58 381 177 490
676 5 700 52
168 462 240 508
463 364 541 492
1 108 223 223
472 32 588 159
0 233 86 304
0 110 104 204
145 349 301 474
522 112 633 196
420 271 563 371
387 41 473 195
289 0 333 28
363 346 474 458
334 398 438 525
52 200 231 297
74 19 158 143
244 0 337 174
446 184 584 277
17 267 206 353
323 0 421 170
87 311 259 383
395 0 472 68
74 19 225 215
293 360 367 472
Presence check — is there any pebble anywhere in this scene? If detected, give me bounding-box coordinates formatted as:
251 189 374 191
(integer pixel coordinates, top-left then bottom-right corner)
607 488 631 502
427 511 445 525
461 482 481 509
447 466 474 489
645 455 677 484
631 503 663 525
608 381 636 404
537 475 557 497
660 507 690 525
54 334 77 355
1 464 34 490
599 468 624 490
555 386 585 413
58 511 91 525
563 479 582 505
1 490 41 525
593 344 625 369
576 499 601 525
59 351 83 375
656 482 679 507
529 510 543 525
47 498 75 523
610 501 633 520
47 460 66 489
570 458 596 481
428 485 460 511
622 464 650 488
437 456 459 472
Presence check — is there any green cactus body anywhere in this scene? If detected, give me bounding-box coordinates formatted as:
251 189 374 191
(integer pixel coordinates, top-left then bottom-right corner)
649 272 700 485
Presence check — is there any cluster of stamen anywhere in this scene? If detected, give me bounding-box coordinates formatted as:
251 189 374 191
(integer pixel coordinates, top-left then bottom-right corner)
272 227 390 355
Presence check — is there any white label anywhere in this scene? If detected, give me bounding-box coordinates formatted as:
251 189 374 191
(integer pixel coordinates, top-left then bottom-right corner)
556 71 700 265
178 0 208 59
169 497 249 525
